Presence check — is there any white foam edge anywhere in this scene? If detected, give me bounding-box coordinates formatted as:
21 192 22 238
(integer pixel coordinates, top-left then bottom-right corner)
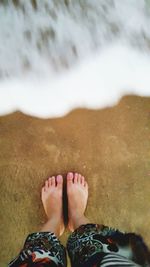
0 42 150 118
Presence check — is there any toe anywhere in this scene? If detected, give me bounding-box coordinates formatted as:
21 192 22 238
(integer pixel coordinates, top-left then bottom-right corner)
84 181 88 188
81 176 85 185
78 173 82 183
74 173 78 183
41 186 45 195
67 172 73 183
45 180 49 189
51 176 56 186
56 175 63 188
48 177 52 187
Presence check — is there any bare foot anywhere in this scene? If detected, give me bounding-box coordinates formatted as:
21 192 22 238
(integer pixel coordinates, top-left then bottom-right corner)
41 175 64 236
67 172 89 232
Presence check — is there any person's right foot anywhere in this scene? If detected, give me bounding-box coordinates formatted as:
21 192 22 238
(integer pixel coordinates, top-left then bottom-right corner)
67 172 89 232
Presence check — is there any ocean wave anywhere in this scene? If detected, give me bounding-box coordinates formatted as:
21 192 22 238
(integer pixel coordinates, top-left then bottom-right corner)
0 0 150 117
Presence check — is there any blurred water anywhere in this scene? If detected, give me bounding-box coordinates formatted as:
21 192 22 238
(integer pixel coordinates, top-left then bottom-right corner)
0 0 150 117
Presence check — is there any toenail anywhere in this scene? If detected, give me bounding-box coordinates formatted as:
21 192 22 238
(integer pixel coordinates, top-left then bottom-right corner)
57 175 62 181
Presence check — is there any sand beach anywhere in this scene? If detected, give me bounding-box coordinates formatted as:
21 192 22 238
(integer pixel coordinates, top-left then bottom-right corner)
0 95 150 265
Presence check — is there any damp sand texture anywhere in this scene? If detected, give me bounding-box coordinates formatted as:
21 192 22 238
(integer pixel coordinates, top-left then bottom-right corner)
0 95 150 266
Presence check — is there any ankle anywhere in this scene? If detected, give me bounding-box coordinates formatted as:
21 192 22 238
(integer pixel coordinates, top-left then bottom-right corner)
69 214 90 231
40 218 60 237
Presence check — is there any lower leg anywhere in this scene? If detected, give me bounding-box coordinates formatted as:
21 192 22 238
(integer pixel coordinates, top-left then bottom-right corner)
67 172 98 267
9 175 66 267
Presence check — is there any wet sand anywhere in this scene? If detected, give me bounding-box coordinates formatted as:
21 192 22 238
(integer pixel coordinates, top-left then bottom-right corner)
0 95 150 266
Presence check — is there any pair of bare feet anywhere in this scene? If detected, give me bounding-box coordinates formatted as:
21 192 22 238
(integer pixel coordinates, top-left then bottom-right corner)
41 172 90 237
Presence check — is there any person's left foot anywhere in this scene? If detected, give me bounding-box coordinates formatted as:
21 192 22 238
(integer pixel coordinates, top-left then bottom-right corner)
41 175 64 236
